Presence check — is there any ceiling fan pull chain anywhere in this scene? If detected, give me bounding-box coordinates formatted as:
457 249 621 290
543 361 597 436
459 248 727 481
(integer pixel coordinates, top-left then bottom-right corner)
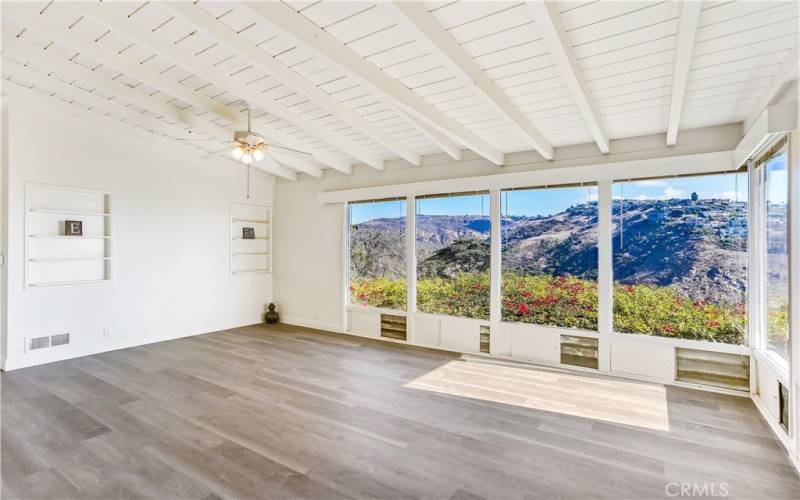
246 164 251 200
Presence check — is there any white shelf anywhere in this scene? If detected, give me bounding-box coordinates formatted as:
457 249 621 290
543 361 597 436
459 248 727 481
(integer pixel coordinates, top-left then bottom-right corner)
230 203 272 276
29 234 110 240
25 183 112 289
28 279 111 288
231 269 270 275
232 218 270 225
30 208 111 217
29 257 111 263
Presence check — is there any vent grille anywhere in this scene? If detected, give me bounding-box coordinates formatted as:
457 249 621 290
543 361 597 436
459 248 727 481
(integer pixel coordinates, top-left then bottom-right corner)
380 314 406 341
560 335 598 369
676 348 749 391
28 336 50 351
27 333 70 352
51 333 70 347
480 325 490 353
779 382 789 432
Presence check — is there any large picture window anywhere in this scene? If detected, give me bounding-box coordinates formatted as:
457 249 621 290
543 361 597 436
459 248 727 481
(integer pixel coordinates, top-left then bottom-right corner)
612 172 748 344
349 199 406 310
416 192 490 319
501 184 599 329
763 142 789 360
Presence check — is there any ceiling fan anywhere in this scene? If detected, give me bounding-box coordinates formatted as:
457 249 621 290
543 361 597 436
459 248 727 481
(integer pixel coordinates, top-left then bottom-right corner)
178 103 312 197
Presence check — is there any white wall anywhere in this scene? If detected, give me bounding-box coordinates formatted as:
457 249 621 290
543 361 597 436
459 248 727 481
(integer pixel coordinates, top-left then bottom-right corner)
1 101 273 369
273 123 742 332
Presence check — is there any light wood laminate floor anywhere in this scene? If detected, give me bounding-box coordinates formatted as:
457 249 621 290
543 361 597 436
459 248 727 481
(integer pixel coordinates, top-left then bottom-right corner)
2 323 798 499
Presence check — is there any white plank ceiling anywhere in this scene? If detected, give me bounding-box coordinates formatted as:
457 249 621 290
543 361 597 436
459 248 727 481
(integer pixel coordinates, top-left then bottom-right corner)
1 1 797 180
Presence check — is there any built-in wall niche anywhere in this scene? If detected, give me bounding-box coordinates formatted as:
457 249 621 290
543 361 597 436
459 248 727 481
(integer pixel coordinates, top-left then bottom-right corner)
230 203 272 275
25 184 112 288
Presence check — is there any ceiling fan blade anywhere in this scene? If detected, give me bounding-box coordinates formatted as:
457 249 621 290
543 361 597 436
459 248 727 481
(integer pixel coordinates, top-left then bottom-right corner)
265 144 312 156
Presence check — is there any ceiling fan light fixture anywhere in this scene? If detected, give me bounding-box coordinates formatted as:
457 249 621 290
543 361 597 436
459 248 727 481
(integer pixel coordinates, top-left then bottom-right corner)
231 145 244 159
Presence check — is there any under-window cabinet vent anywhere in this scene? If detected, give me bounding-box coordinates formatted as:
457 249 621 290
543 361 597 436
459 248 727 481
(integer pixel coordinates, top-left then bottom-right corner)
675 348 749 391
27 333 70 352
380 314 407 341
560 335 598 369
779 382 789 433
480 325 490 353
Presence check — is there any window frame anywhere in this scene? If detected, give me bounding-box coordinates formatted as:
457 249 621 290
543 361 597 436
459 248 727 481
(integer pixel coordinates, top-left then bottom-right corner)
498 182 600 331
339 149 787 362
753 135 791 372
413 190 492 321
346 197 408 314
609 170 750 345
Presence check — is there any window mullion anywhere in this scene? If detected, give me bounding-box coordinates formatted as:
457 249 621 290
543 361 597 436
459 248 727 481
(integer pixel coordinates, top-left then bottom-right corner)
597 181 613 372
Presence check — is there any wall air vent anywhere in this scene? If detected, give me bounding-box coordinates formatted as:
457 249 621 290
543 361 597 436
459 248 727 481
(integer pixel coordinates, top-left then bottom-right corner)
27 333 70 352
51 333 70 347
28 336 50 351
676 348 749 391
560 335 599 369
380 314 407 341
480 325 490 353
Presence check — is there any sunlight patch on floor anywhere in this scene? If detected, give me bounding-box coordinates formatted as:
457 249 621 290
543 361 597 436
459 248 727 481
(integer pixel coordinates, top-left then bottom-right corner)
404 360 670 431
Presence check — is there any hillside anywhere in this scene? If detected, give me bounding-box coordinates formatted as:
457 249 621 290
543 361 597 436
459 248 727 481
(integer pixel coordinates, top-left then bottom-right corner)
350 198 749 304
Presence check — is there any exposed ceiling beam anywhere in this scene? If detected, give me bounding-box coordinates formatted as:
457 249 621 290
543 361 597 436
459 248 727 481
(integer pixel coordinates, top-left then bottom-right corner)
240 1 505 165
165 1 420 167
2 81 291 182
666 1 702 146
71 2 384 170
2 35 319 178
268 149 324 178
2 3 351 174
5 61 192 141
526 1 610 154
3 63 299 181
388 1 553 160
2 35 218 139
744 43 799 134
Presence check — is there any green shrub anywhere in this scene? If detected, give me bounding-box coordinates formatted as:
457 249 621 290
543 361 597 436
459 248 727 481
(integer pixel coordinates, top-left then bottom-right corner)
613 283 745 344
350 277 407 310
350 273 747 345
417 273 490 319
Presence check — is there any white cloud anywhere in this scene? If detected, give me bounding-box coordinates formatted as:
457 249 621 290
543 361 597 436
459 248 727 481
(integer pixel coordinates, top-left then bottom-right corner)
632 179 667 187
586 193 598 202
663 187 684 199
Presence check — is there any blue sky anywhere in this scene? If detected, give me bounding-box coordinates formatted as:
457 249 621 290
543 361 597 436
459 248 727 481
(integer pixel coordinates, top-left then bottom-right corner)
612 172 749 206
350 172 755 222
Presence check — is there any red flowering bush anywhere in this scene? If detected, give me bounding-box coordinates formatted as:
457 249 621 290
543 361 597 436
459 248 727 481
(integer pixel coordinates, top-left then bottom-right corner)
502 273 598 330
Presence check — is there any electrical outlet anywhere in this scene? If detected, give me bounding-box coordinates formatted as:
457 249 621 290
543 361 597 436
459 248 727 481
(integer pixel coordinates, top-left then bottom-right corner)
103 328 111 339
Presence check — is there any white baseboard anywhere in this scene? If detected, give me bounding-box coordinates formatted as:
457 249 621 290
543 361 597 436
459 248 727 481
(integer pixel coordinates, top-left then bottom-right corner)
280 315 345 334
751 393 800 474
1 319 263 371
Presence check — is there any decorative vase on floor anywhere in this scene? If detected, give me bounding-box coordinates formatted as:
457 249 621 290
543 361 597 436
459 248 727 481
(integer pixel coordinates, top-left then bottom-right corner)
265 303 279 324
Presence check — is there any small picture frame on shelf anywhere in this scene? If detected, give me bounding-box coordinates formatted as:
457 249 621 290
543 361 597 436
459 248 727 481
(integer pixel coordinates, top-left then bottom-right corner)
242 227 255 239
64 220 83 236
